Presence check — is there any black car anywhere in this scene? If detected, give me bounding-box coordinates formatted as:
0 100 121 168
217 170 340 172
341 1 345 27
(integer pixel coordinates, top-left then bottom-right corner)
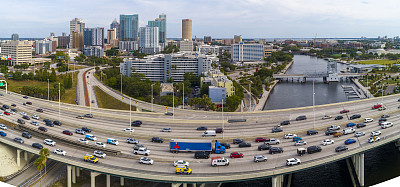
357 123 366 128
281 120 290 125
349 114 361 120
335 116 343 120
17 119 25 124
258 144 271 151
82 127 91 133
84 114 93 118
381 114 390 118
11 109 17 113
0 107 5 111
335 146 348 152
36 109 43 113
22 115 30 120
32 143 43 149
45 121 54 127
325 129 337 135
215 128 224 133
307 146 322 154
151 137 163 143
23 96 28 99
307 130 318 135
43 119 51 123
272 127 283 133
2 105 9 109
164 112 173 116
296 115 307 121
379 118 387 122
14 137 24 144
269 147 283 154
22 132 32 139
197 126 208 130
131 120 142 127
220 143 231 149
26 102 32 105
11 104 16 107
38 127 48 132
238 142 251 148
53 121 62 126
233 139 244 144
194 151 210 159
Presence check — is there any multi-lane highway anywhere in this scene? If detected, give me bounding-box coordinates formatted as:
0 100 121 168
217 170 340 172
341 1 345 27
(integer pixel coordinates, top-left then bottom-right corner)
1 89 400 183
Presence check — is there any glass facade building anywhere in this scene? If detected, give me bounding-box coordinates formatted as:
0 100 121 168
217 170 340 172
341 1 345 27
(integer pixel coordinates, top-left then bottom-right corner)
120 14 139 41
148 14 166 44
232 43 264 62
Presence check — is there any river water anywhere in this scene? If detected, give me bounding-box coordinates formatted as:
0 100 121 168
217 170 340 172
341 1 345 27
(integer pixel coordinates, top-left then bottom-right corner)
224 55 400 187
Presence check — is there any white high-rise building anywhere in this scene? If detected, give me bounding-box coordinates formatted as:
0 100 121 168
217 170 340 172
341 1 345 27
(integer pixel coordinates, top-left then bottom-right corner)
139 26 160 54
231 43 264 62
1 41 32 65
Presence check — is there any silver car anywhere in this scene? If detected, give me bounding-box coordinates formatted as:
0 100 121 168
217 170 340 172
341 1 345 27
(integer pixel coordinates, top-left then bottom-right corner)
254 155 267 162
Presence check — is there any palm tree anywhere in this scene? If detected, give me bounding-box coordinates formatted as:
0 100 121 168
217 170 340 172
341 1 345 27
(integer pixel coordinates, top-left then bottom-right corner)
34 148 50 187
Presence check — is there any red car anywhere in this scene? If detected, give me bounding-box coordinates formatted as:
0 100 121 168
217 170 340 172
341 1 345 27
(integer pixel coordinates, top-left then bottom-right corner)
38 127 48 132
215 128 224 133
255 137 267 142
4 111 10 115
26 102 32 105
230 152 244 158
62 130 73 136
372 104 382 109
340 109 349 114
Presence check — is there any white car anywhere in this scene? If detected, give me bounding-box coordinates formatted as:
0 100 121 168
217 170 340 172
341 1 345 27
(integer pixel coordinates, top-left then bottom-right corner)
30 121 39 126
122 128 135 132
139 157 154 165
32 115 39 120
93 150 106 158
371 131 382 137
0 113 3 116
0 124 7 130
286 158 301 166
174 160 189 167
44 139 56 146
284 134 297 139
322 139 334 146
328 125 341 131
53 149 66 156
381 122 393 129
368 136 380 143
10 111 15 115
75 129 85 135
94 142 106 148
364 118 373 123
20 112 27 116
322 115 332 120
78 138 89 144
355 132 365 137
161 128 172 132
295 141 307 146
126 138 139 144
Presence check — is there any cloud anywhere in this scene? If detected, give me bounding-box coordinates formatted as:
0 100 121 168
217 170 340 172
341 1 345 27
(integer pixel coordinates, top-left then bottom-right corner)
0 0 399 38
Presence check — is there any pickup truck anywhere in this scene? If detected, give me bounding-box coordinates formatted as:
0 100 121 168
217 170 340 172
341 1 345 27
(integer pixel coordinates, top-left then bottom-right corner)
264 138 280 145
134 147 150 156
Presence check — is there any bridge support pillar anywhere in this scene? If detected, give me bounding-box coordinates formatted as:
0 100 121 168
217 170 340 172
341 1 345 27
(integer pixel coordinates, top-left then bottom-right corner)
395 140 400 151
106 174 110 187
72 166 76 183
182 183 187 187
120 177 124 186
24 151 28 161
76 167 80 177
91 171 100 187
67 165 72 187
351 153 365 187
272 175 284 187
136 107 142 112
16 149 21 167
171 183 182 187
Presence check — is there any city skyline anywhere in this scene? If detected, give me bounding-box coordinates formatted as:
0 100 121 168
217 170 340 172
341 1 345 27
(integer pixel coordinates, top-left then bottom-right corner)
0 0 400 38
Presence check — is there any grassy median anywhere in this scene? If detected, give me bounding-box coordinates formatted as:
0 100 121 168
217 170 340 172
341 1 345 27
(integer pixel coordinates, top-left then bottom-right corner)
94 86 134 111
357 59 397 65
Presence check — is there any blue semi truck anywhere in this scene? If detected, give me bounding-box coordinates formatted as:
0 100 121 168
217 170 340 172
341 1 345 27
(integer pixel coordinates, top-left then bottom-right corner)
170 139 226 154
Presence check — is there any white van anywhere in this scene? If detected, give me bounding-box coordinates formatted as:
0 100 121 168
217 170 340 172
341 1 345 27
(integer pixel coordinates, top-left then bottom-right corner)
202 130 216 137
342 128 355 135
211 157 229 166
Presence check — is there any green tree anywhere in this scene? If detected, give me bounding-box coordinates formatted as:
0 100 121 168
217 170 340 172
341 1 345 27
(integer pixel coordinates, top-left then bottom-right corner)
34 148 50 187
50 68 57 82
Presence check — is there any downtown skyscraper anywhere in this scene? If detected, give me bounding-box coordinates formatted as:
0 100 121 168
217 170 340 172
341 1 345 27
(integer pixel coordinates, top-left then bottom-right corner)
110 19 120 39
148 14 166 45
70 18 85 48
119 14 139 41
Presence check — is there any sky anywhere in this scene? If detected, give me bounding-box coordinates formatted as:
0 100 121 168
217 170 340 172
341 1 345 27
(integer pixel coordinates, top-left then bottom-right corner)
1 0 399 39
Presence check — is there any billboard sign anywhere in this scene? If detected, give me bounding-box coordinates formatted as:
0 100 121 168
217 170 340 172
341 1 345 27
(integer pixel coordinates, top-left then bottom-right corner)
0 55 11 61
56 56 65 60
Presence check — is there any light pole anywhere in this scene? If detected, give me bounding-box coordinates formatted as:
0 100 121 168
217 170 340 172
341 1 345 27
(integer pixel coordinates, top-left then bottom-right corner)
182 82 184 110
249 84 252 111
120 74 123 96
366 75 369 98
151 84 154 112
222 98 224 140
173 84 175 120
58 82 60 121
100 70 103 82
130 98 132 136
313 80 315 130
47 79 49 100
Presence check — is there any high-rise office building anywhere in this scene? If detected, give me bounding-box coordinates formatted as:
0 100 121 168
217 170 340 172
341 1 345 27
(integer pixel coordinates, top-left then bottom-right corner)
70 18 85 48
107 29 117 43
72 31 83 50
57 36 70 48
182 19 192 41
204 36 212 44
35 39 56 55
231 43 264 62
83 27 104 47
234 35 242 43
139 26 160 54
1 41 32 65
119 14 139 41
148 14 166 45
110 19 120 39
11 34 19 41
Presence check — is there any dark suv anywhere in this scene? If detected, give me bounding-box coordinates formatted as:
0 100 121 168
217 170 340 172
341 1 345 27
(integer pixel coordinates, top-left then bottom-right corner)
53 121 62 126
17 119 25 124
350 114 361 120
233 139 244 144
269 147 283 154
82 127 91 133
220 142 231 149
194 151 210 159
151 137 163 143
131 120 142 127
307 130 318 135
215 128 224 133
296 115 307 121
258 144 271 151
307 146 322 154
357 123 366 128
281 120 290 125
325 129 337 135
22 132 32 139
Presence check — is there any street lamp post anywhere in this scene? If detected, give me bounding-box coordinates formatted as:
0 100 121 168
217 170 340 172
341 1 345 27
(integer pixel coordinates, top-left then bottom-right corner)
47 79 49 100
222 98 224 140
120 74 123 96
313 80 316 130
173 85 175 120
58 83 60 121
182 83 184 110
130 98 132 136
151 84 154 112
366 74 369 98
